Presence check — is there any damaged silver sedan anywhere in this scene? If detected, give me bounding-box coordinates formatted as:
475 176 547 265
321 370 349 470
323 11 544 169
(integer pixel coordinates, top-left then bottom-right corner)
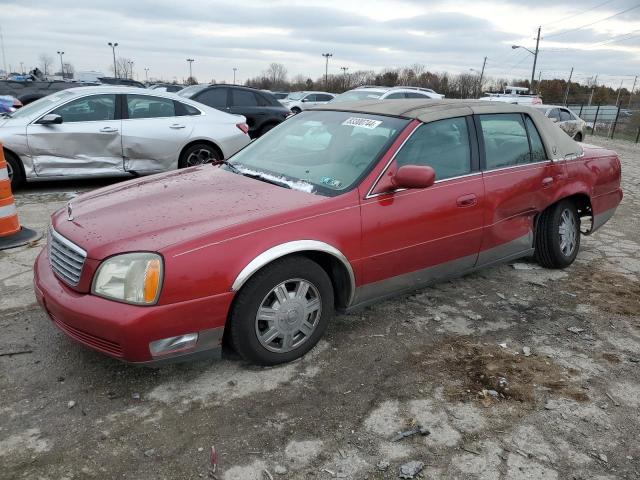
0 86 251 187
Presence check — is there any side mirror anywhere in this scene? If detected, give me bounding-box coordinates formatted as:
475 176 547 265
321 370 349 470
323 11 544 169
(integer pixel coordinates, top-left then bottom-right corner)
301 98 309 102
38 113 63 125
392 165 436 190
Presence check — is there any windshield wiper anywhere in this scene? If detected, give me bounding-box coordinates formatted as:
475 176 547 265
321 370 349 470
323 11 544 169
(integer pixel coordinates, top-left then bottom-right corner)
211 159 241 174
241 172 292 189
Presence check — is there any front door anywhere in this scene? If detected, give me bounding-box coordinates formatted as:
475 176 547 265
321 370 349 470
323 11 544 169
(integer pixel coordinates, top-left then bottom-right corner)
121 94 194 173
476 113 566 265
229 89 265 137
27 93 124 176
357 116 485 305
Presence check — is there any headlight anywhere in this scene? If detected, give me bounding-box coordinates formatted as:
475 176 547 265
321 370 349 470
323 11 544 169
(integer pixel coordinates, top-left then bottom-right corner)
92 253 163 305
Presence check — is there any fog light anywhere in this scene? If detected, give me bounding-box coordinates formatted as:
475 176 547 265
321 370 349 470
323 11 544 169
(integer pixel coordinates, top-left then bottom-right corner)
149 333 198 357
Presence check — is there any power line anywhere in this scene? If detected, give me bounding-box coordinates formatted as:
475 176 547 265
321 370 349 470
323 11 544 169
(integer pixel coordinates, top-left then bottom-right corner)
543 0 618 28
545 4 640 39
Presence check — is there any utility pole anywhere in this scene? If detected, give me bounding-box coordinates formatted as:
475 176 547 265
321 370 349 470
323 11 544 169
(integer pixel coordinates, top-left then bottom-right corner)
530 26 541 94
615 79 624 106
322 53 333 89
186 58 194 82
477 56 487 98
588 74 598 106
629 75 638 108
108 42 118 78
233 67 237 84
57 51 65 78
563 67 573 106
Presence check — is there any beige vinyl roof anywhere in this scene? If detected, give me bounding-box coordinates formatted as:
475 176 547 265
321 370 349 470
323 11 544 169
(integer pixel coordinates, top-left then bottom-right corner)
312 99 582 161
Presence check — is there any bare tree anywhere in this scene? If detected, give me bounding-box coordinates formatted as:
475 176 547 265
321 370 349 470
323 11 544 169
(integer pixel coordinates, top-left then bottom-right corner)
264 63 288 89
109 57 133 78
185 76 198 85
38 53 54 76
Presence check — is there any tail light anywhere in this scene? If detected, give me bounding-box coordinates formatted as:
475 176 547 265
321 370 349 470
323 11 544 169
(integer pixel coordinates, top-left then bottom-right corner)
236 122 249 135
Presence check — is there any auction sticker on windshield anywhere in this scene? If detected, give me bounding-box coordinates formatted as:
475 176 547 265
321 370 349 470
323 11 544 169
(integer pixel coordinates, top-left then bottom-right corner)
342 117 382 129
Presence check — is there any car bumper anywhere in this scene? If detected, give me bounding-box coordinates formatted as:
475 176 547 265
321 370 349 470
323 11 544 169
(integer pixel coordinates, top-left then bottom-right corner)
34 249 234 365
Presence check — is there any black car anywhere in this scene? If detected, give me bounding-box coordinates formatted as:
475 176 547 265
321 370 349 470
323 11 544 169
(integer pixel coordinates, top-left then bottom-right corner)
179 85 291 138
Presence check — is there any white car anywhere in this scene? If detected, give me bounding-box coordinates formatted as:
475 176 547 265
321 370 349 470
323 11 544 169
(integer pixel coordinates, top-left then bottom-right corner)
0 86 251 187
331 86 444 103
480 86 542 105
280 91 335 113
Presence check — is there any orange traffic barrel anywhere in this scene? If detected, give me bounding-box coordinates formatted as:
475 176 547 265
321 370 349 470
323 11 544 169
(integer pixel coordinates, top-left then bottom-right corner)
0 145 41 250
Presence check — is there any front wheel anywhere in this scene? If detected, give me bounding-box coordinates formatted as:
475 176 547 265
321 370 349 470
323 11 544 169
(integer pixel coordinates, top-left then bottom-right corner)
535 200 580 269
4 150 24 189
229 256 334 365
178 143 221 168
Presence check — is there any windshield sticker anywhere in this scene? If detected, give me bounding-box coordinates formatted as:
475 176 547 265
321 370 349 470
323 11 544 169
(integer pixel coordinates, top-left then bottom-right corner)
342 117 382 129
320 177 342 188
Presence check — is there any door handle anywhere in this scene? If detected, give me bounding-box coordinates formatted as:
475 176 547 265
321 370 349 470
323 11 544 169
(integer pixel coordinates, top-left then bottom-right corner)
542 177 554 188
170 124 186 129
99 127 118 133
456 194 477 208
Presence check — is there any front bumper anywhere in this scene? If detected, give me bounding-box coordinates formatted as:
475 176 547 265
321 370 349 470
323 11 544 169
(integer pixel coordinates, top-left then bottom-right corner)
34 249 234 365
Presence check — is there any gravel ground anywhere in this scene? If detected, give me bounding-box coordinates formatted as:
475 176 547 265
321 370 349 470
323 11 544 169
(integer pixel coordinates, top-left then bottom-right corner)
1 137 639 480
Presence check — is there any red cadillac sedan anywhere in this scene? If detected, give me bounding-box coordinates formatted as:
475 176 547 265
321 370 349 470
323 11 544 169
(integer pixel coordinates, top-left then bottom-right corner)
34 100 622 366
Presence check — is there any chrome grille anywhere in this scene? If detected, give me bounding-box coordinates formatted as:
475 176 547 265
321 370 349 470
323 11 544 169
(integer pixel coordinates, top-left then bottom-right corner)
48 227 87 286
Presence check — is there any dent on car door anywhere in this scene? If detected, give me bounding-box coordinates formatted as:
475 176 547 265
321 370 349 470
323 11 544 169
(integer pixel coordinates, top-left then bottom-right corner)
27 94 124 176
357 116 484 305
121 94 195 173
477 113 566 265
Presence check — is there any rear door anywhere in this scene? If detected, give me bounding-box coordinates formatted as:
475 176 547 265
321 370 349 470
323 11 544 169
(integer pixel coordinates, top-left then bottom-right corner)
228 88 265 137
359 116 485 302
477 113 566 265
120 94 195 173
27 93 124 176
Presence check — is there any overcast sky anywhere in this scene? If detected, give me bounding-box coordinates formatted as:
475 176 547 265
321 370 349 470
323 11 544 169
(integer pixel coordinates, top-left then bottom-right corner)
1 0 639 88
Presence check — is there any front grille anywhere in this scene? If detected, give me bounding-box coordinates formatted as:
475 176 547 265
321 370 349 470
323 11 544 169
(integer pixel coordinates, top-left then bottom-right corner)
50 311 124 357
48 227 87 286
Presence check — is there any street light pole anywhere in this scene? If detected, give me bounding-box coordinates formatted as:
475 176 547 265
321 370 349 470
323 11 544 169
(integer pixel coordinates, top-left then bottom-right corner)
233 67 237 84
57 51 65 79
340 66 348 90
144 67 149 83
322 53 333 89
127 60 134 80
186 58 194 82
108 42 118 78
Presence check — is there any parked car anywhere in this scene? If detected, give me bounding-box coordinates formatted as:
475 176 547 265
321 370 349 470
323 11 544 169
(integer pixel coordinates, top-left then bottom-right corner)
0 95 22 114
281 91 335 113
98 77 146 88
34 99 622 367
179 85 291 138
267 91 289 101
0 86 250 187
149 84 184 93
0 79 82 105
533 105 586 141
331 86 444 103
480 86 542 105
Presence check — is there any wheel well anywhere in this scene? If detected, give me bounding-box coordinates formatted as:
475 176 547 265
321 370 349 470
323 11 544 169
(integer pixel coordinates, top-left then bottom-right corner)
574 132 583 141
2 147 25 177
179 139 224 164
536 193 593 236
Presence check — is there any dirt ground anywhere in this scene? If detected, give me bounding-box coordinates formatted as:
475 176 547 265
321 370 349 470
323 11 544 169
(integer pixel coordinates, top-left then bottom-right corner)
1 137 639 480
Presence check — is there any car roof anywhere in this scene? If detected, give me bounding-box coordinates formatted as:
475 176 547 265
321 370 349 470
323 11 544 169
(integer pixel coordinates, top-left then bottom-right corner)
60 85 183 98
313 98 582 161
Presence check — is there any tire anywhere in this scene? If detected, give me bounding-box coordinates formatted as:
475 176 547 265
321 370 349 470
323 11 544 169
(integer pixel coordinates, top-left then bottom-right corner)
535 200 580 269
229 256 334 366
4 150 24 189
574 132 583 142
259 123 277 137
178 143 221 169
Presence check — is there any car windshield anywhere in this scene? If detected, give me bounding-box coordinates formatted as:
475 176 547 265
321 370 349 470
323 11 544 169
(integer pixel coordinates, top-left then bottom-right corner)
330 90 384 103
8 90 76 118
177 84 208 98
287 92 306 100
227 110 408 196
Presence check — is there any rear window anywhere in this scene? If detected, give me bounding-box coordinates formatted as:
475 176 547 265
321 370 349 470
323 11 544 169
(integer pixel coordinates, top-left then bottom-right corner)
232 89 259 107
196 88 228 108
479 114 532 169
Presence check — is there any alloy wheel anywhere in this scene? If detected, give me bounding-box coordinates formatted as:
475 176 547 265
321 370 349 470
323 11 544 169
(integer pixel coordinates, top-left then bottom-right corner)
255 278 322 353
5 160 13 182
185 148 215 166
558 208 577 256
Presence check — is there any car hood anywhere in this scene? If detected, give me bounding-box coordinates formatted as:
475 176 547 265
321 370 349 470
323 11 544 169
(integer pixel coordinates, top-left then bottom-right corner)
52 166 326 260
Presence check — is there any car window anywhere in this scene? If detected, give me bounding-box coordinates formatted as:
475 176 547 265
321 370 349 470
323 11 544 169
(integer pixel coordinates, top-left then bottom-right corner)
126 95 175 119
51 94 116 122
196 88 228 108
559 109 572 122
175 101 201 116
405 92 427 98
548 108 561 121
395 117 471 180
524 115 547 162
316 94 333 101
305 94 317 102
232 89 259 107
479 114 532 169
385 92 406 99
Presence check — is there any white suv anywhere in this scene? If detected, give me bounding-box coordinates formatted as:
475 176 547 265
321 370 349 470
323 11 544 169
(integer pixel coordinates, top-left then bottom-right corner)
331 86 444 103
281 91 335 113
